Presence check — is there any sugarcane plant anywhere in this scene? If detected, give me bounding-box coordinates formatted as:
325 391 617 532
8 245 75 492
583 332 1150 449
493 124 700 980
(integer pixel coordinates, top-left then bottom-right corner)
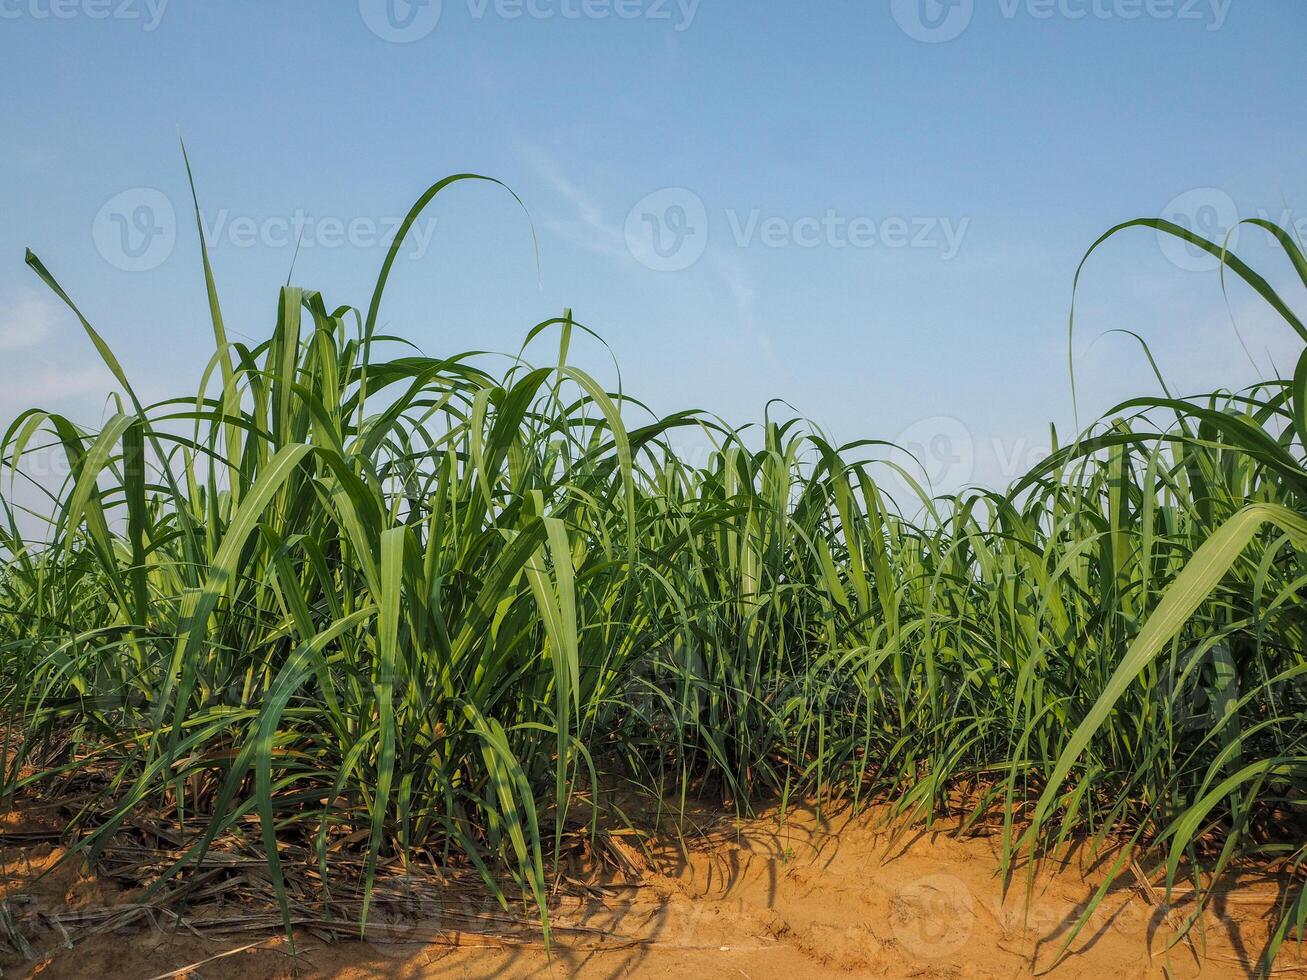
0 167 1303 971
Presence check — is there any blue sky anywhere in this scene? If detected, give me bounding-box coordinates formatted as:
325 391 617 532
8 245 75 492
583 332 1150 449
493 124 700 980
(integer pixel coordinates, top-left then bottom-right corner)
1 0 1304 493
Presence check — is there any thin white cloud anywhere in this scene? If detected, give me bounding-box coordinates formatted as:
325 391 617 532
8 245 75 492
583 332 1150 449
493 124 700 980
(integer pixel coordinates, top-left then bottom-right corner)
2 144 54 171
518 145 779 377
0 294 119 420
519 144 627 260
1076 290 1303 403
0 364 115 423
0 292 65 352
707 247 782 373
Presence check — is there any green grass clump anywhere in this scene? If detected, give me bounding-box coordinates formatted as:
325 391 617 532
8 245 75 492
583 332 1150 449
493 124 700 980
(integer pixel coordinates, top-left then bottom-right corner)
1 172 1304 971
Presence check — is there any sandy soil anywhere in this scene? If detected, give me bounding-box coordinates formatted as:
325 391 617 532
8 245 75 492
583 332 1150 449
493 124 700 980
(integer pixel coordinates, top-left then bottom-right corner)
1 801 1300 979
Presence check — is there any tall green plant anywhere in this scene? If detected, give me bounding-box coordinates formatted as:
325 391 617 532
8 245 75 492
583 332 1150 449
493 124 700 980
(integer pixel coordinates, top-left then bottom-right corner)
1 174 1302 971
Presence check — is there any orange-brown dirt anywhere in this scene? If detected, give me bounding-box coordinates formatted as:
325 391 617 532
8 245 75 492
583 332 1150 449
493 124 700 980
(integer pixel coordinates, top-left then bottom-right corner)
1 799 1301 979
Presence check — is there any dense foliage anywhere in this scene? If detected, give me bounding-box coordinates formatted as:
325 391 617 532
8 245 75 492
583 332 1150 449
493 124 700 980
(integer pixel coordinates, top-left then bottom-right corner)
2 174 1304 969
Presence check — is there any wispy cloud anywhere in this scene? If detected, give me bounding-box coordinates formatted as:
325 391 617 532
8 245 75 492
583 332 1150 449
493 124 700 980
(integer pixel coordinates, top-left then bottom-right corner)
0 364 114 417
707 247 782 374
2 144 55 171
0 292 118 419
520 143 780 374
519 144 627 260
1076 289 1302 402
0 292 65 352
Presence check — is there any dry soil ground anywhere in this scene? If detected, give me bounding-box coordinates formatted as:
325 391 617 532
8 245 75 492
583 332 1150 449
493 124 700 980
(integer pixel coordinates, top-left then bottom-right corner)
2 800 1300 979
